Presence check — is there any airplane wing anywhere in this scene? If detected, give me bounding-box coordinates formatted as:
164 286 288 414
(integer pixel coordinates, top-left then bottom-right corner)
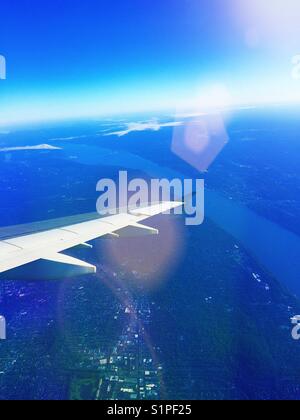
0 202 182 280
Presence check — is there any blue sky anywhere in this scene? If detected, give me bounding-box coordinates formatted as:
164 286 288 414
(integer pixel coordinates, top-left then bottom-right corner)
0 0 300 125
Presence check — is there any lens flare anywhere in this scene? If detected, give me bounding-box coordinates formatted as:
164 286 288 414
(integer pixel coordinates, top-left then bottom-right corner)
98 216 185 292
172 111 229 172
233 0 300 49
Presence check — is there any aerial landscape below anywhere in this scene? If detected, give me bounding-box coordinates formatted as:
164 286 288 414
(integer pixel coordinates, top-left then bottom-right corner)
0 0 300 403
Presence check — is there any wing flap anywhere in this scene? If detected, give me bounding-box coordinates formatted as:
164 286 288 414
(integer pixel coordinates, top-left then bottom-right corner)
0 253 96 280
115 223 159 238
43 252 96 270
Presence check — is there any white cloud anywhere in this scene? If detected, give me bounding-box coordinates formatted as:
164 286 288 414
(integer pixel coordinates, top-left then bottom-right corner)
0 144 62 152
50 135 87 141
104 119 183 137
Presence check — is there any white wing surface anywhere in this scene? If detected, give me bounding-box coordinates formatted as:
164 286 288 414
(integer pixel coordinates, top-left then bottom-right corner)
0 202 182 280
